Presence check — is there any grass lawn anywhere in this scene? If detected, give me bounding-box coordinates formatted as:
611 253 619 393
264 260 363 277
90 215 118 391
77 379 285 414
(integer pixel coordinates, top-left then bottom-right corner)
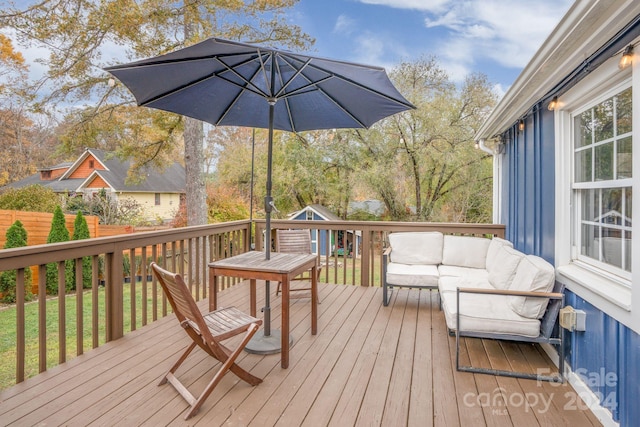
0 282 164 391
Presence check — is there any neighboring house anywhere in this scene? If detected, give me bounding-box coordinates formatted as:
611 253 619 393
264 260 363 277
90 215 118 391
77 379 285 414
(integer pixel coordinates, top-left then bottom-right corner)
348 199 386 217
5 148 186 223
288 204 360 257
475 2 639 426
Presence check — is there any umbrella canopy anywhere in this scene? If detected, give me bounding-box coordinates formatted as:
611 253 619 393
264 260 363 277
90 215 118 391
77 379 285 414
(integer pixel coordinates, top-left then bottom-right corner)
104 37 414 133
105 37 414 259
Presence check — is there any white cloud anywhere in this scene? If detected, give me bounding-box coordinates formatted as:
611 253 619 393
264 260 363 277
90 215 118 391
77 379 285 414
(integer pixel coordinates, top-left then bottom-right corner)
423 0 573 69
359 0 450 13
333 14 358 35
358 0 572 82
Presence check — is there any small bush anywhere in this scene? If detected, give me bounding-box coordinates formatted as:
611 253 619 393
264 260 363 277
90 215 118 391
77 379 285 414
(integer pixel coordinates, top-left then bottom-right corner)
72 212 92 289
0 220 33 303
45 206 74 294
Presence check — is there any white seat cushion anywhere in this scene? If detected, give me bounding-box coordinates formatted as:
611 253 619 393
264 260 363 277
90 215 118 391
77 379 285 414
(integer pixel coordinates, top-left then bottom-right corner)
388 232 443 265
386 262 439 288
508 255 556 319
442 235 491 269
441 291 541 338
437 275 492 295
438 265 489 280
487 245 523 290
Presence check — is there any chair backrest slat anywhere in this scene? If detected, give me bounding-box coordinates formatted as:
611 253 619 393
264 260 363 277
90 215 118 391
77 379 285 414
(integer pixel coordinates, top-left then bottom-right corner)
151 262 213 341
276 229 312 254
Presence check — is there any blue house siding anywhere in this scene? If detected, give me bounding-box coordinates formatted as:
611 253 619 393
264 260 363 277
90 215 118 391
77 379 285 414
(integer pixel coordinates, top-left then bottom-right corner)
563 290 640 424
502 105 555 263
289 209 332 256
501 103 639 426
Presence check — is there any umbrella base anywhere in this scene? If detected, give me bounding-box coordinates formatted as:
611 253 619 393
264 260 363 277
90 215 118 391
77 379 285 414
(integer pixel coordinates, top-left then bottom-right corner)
244 329 293 355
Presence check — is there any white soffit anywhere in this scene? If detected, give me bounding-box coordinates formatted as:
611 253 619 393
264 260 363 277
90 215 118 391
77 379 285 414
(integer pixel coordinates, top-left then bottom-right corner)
475 0 640 141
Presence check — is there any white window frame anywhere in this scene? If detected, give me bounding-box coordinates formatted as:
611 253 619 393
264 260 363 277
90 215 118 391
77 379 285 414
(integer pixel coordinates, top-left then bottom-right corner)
554 51 640 334
571 88 633 279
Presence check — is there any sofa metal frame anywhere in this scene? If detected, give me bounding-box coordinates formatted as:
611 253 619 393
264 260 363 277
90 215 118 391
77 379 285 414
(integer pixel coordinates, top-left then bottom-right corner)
455 282 565 383
381 246 439 306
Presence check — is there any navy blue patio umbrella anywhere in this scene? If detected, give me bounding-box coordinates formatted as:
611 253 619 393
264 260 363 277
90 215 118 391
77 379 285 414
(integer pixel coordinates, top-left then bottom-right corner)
105 37 414 350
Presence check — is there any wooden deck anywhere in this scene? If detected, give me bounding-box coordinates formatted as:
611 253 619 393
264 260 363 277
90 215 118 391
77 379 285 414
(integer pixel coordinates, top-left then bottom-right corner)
0 282 601 426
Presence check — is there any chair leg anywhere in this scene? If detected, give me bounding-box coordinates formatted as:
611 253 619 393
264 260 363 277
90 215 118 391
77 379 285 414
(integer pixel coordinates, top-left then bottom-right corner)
159 341 197 386
184 323 261 420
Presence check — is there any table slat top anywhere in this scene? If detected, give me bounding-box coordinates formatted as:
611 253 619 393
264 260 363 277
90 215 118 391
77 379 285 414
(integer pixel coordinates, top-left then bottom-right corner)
208 251 316 274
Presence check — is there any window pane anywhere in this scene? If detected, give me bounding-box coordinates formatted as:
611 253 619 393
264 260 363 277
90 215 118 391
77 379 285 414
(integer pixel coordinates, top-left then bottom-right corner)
581 223 598 259
595 142 613 181
594 98 614 141
575 111 592 148
616 87 632 135
625 188 632 221
601 188 622 224
601 231 623 269
581 189 598 222
575 149 592 182
617 136 632 179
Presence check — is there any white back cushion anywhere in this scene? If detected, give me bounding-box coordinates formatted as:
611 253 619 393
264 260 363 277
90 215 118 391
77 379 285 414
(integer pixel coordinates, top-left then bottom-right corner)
441 235 491 269
388 232 443 265
488 245 523 290
486 237 514 273
508 255 556 319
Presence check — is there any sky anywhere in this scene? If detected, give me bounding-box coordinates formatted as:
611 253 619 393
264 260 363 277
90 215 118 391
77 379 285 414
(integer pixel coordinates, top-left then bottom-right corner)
4 0 574 101
288 0 574 96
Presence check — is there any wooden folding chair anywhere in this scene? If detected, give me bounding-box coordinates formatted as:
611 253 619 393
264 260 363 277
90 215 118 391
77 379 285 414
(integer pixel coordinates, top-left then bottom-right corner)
150 262 263 420
275 229 322 302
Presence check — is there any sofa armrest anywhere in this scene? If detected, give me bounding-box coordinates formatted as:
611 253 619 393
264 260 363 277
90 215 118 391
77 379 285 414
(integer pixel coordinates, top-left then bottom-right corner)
456 287 563 300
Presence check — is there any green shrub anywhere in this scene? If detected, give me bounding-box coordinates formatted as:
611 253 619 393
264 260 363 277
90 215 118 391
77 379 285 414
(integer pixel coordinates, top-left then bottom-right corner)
0 185 61 213
45 206 74 294
72 212 92 289
0 220 33 303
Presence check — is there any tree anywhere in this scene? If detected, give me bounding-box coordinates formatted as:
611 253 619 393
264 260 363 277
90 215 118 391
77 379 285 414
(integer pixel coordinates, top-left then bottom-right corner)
354 57 496 221
0 184 61 213
1 0 313 227
45 206 73 294
72 211 92 289
66 189 146 225
0 220 33 303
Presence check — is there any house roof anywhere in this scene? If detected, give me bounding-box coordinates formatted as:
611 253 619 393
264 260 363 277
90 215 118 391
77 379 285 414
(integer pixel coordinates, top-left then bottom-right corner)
289 204 341 221
475 0 640 142
4 148 185 194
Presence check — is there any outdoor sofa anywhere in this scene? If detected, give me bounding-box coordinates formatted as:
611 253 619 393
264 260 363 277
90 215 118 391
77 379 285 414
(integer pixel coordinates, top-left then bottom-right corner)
382 231 564 381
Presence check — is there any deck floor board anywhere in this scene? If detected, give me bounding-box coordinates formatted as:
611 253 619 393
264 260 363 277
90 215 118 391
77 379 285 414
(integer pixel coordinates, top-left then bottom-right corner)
0 282 602 426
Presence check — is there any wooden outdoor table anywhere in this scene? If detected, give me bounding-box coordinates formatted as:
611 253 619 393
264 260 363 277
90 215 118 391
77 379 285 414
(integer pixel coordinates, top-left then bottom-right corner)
208 251 318 368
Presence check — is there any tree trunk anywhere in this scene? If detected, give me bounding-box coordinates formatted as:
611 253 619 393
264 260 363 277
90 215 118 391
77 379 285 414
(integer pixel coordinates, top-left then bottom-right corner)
184 117 207 226
182 8 207 227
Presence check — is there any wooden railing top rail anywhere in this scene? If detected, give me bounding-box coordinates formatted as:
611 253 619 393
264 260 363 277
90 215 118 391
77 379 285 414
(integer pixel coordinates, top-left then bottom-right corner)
0 220 252 271
256 219 505 233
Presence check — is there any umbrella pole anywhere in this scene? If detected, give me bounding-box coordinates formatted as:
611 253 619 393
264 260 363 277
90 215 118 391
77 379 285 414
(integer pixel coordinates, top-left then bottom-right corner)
246 99 293 355
263 100 275 335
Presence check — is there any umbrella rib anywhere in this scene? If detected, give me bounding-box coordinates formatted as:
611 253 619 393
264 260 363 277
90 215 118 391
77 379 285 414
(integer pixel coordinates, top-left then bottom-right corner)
273 57 296 131
214 54 271 98
280 52 415 110
274 56 314 99
214 59 267 125
276 55 367 128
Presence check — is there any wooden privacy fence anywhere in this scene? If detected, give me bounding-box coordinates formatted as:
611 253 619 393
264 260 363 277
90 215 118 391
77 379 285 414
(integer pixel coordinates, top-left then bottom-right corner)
0 210 169 291
0 210 134 247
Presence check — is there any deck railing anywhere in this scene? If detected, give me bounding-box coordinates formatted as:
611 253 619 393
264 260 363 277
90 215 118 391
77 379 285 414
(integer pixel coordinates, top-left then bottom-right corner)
0 219 503 388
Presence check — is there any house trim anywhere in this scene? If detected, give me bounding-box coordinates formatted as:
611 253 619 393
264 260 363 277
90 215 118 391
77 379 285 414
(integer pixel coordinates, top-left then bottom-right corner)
553 39 639 334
